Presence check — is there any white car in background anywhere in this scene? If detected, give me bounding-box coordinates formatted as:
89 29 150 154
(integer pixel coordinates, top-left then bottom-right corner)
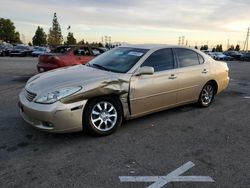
32 47 50 57
207 52 216 59
213 52 231 60
207 52 232 61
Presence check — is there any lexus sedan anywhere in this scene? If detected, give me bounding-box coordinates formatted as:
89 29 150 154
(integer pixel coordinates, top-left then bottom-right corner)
37 45 105 72
19 45 229 136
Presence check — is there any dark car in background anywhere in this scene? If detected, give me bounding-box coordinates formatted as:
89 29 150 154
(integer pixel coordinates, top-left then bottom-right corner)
240 52 250 61
0 43 13 56
223 51 243 60
37 45 106 72
10 45 33 57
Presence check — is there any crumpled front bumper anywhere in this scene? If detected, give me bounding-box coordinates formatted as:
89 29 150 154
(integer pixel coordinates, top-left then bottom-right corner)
18 89 87 133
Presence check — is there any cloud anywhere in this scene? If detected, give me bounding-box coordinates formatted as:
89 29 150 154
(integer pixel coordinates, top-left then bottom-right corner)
0 0 249 45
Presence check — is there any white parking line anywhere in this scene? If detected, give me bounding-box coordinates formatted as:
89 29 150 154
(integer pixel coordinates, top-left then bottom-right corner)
119 161 214 188
244 96 250 99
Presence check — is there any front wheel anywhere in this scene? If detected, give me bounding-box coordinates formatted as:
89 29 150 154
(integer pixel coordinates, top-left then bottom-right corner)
83 97 123 136
198 83 215 107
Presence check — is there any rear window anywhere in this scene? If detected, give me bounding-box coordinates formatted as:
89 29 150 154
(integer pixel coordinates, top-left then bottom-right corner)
51 46 72 53
14 45 30 50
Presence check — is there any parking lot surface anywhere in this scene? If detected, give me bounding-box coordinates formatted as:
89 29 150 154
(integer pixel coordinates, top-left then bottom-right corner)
0 57 250 188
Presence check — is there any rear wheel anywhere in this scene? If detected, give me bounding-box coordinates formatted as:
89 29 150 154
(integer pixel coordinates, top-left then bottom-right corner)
198 82 215 107
83 97 123 136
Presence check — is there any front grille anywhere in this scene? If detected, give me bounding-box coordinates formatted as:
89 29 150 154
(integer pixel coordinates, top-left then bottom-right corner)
24 89 37 102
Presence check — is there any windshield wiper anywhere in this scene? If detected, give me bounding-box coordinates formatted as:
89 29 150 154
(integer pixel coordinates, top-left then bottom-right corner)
92 63 110 71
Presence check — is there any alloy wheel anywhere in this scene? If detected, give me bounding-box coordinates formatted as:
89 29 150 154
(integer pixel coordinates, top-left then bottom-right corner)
90 101 118 132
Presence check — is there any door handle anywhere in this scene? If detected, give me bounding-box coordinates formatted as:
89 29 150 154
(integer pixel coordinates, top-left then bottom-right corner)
169 74 177 79
202 69 208 74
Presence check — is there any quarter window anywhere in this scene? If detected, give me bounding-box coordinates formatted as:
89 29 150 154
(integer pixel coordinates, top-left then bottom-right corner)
175 48 202 68
142 48 174 72
198 54 204 64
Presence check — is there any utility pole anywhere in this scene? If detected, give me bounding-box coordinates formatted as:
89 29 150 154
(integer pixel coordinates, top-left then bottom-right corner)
105 36 108 46
178 36 181 45
22 34 26 44
108 36 111 47
243 27 249 52
181 36 185 46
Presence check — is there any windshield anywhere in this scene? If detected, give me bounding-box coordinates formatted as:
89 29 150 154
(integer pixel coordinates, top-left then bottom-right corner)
14 45 29 50
37 47 46 51
87 47 149 73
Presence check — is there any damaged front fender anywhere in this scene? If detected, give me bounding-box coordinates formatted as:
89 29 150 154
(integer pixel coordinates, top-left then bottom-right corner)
60 74 132 119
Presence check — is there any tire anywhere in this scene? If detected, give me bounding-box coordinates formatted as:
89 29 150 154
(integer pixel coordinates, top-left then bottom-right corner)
83 96 123 136
198 82 215 107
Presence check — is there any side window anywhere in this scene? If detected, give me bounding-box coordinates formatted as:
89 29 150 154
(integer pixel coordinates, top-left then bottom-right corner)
91 48 102 56
175 48 201 68
73 47 91 56
141 48 174 72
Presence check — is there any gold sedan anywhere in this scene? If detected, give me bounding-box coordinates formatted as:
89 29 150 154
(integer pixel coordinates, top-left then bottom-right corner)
19 45 229 136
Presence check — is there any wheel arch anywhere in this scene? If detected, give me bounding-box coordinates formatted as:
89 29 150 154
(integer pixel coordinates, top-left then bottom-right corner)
207 80 218 94
82 94 127 120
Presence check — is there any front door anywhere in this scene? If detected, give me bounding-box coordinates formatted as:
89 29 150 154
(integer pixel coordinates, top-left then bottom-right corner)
129 48 179 117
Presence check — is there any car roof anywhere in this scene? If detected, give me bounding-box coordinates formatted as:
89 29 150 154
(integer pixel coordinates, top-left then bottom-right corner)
121 44 192 50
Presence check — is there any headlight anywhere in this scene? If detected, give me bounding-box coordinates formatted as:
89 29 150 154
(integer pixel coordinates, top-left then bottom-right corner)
35 86 82 104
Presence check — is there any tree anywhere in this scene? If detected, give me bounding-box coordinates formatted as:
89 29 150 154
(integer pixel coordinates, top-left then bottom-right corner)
219 44 223 52
14 31 22 43
77 39 85 45
0 18 21 43
98 42 104 47
235 44 240 51
65 32 76 45
228 45 234 51
32 26 47 46
215 45 219 52
203 45 208 50
47 13 63 46
195 45 198 49
200 45 204 50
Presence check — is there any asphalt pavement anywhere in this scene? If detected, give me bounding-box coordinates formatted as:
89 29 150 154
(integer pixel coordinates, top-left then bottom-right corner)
0 57 249 188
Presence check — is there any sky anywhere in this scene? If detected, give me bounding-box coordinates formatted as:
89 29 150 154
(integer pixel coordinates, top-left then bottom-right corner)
0 0 250 48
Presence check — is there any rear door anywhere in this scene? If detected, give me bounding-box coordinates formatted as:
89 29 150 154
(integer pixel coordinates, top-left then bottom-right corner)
173 48 209 104
129 48 179 117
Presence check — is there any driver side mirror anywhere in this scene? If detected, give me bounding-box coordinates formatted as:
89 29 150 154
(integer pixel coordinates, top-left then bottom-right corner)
135 66 154 76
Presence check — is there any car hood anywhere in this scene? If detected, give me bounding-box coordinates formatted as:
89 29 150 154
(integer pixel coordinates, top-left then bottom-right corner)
25 65 117 94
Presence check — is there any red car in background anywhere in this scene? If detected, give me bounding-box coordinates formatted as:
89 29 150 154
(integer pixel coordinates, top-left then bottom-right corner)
37 45 106 72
